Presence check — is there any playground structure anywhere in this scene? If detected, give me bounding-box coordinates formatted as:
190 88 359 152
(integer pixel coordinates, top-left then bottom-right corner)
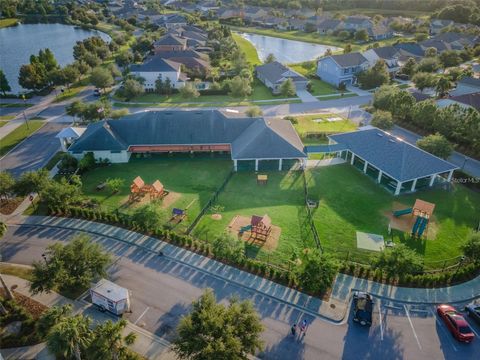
239 214 273 242
257 174 268 185
393 199 435 238
129 176 166 201
169 199 197 225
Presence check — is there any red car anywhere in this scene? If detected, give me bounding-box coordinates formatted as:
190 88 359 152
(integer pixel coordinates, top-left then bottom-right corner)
437 304 475 343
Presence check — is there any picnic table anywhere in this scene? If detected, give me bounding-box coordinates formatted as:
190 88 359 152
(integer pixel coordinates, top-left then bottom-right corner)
257 174 268 185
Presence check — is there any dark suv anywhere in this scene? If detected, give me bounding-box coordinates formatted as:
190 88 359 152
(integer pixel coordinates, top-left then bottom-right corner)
353 292 373 326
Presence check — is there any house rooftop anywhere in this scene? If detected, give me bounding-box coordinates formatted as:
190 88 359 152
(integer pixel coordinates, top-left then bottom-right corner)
69 110 306 160
329 128 457 182
328 53 368 68
458 77 480 88
255 61 307 84
130 56 181 72
450 92 480 110
153 34 187 46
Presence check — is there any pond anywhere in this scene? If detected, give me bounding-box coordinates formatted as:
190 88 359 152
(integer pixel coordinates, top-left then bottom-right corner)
239 32 341 64
0 23 110 94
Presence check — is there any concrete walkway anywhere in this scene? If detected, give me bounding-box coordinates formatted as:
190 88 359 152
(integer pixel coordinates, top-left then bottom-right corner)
306 158 346 168
297 90 320 103
0 274 171 360
8 216 480 308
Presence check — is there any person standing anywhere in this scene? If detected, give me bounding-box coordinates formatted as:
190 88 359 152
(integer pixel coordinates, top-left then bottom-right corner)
290 323 297 337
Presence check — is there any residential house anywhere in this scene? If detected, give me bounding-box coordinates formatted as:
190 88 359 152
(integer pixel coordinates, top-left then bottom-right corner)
367 24 394 41
430 19 454 35
153 34 187 52
448 92 480 111
433 32 479 49
317 19 344 34
68 110 307 170
255 61 308 94
343 16 373 32
393 42 425 63
362 46 400 74
217 7 244 20
419 39 452 53
449 77 480 96
243 6 269 24
316 53 369 87
156 50 211 77
156 14 188 29
287 18 307 31
130 57 186 91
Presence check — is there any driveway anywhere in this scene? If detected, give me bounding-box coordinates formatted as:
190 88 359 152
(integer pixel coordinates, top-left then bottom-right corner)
0 122 67 177
297 90 320 103
2 224 479 360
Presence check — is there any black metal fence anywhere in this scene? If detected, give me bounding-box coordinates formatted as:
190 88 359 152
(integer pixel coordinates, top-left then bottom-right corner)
301 169 322 252
186 168 235 234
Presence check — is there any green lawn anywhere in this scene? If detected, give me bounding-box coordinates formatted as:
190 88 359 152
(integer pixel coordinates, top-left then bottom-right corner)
125 80 297 104
53 86 86 103
292 114 357 138
232 33 261 65
0 120 45 156
193 171 315 266
0 18 18 28
80 155 232 233
0 103 33 108
307 165 480 267
308 78 340 96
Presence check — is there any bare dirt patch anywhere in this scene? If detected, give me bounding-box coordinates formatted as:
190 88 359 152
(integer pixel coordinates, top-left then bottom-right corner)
211 213 222 220
117 191 181 210
227 215 281 251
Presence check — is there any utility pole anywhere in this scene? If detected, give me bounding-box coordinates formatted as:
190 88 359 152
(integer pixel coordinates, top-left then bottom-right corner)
21 94 29 130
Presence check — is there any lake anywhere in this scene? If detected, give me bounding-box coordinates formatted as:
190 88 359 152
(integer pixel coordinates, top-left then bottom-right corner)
0 23 110 94
240 32 341 64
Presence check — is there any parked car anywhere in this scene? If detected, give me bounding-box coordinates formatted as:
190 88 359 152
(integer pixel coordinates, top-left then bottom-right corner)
465 303 480 325
352 292 373 326
437 304 475 343
94 88 101 97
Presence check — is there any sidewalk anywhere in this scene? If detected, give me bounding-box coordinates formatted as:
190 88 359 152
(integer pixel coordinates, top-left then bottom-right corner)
11 215 348 323
0 274 171 360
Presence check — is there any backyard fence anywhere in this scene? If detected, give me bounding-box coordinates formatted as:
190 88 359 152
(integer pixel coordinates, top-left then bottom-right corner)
301 170 322 252
186 167 235 235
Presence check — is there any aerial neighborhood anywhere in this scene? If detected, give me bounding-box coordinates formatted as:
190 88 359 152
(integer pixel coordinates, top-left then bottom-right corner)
0 0 480 359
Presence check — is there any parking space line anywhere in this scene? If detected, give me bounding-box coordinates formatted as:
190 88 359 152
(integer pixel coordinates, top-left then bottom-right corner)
404 305 422 351
133 306 150 325
467 320 479 337
378 300 384 341
429 307 458 352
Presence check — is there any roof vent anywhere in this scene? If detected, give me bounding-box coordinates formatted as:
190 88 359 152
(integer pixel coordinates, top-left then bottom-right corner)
388 139 396 143
376 133 383 137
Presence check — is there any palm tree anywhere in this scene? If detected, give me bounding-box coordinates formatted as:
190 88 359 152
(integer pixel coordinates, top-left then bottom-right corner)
36 304 73 338
87 319 137 360
46 314 92 360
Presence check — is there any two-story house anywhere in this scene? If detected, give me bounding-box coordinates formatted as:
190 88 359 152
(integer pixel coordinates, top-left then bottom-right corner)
130 56 186 91
316 53 369 87
362 46 400 75
343 16 374 32
153 34 187 53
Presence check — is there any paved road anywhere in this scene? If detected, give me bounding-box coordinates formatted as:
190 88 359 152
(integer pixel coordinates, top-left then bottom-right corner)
0 122 66 177
2 224 479 360
391 125 480 178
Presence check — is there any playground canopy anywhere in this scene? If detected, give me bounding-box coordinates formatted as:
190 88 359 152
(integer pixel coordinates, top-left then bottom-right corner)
251 214 272 229
413 199 435 219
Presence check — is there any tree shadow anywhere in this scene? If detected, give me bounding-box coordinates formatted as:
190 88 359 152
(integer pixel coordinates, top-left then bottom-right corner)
258 333 306 360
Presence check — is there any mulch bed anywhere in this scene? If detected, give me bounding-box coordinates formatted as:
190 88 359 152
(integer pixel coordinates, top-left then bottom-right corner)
0 289 48 319
0 198 23 215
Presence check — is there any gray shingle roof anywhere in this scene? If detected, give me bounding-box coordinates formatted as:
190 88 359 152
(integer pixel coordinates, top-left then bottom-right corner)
329 53 368 68
255 61 307 84
450 92 480 110
459 77 480 88
153 34 186 46
69 111 307 160
329 128 457 182
130 57 181 72
372 46 399 60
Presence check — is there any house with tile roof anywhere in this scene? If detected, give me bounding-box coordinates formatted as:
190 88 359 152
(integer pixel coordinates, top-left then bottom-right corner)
130 57 186 91
255 61 308 94
68 110 307 170
153 34 187 52
316 53 369 87
306 127 457 195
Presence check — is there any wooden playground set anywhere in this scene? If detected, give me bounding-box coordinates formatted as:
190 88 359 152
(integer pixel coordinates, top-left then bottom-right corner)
391 199 436 238
228 213 281 250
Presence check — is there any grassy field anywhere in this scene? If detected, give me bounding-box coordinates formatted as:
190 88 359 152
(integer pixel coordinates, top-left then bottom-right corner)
232 33 261 65
53 86 86 103
306 165 480 267
308 78 340 96
124 80 297 104
81 155 232 232
0 120 44 156
193 171 315 266
0 18 18 28
292 114 357 137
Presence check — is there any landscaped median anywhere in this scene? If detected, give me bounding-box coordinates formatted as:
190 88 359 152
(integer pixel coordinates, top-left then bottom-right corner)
0 119 45 157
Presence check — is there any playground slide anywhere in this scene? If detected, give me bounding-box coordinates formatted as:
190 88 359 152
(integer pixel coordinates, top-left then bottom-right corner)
393 208 413 217
240 225 252 233
411 216 422 236
417 217 428 238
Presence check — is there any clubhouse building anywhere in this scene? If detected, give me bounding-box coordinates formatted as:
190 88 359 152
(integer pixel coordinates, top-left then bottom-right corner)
67 110 307 172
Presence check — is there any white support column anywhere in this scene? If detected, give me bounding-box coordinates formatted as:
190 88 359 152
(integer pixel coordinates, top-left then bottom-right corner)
278 159 283 171
302 158 307 169
233 159 238 171
429 174 436 187
447 170 454 182
377 170 383 183
363 161 368 173
394 181 402 196
59 138 67 152
410 178 417 192
255 159 259 171
350 153 355 165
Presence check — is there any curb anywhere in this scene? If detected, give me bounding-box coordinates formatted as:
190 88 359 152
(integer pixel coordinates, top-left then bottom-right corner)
8 221 346 324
